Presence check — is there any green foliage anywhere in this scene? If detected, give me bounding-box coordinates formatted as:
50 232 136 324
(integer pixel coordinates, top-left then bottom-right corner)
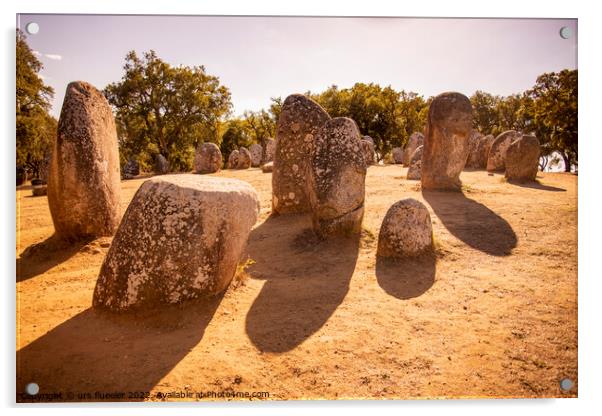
310 83 428 161
523 70 577 171
104 50 232 172
219 119 254 161
16 29 56 179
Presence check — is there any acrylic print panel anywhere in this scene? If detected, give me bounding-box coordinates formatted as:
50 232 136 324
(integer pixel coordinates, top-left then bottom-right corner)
15 14 578 402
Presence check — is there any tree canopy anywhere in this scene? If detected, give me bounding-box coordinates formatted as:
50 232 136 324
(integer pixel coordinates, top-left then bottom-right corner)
104 50 232 171
16 29 57 179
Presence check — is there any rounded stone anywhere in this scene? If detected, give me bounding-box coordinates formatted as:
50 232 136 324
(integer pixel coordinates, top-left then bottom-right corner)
262 138 276 164
272 94 331 214
474 134 495 169
122 158 140 180
377 198 433 258
505 134 540 182
465 130 484 169
392 147 404 164
421 92 473 191
154 154 170 174
92 175 260 312
47 81 121 240
361 138 375 165
227 149 240 169
249 143 263 167
308 117 366 238
406 145 424 180
261 161 273 173
194 142 222 174
487 130 522 172
237 147 252 169
403 132 424 166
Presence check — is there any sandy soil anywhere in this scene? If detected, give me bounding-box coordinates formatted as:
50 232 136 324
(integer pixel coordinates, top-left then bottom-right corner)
16 165 577 401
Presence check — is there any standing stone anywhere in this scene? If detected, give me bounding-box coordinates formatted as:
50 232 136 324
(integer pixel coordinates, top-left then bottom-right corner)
505 135 541 182
272 94 331 214
487 130 522 172
392 147 404 164
421 92 473 191
194 142 222 174
474 134 495 169
227 150 240 169
93 175 260 312
377 198 433 258
249 143 263 167
237 147 252 169
308 117 366 238
122 158 139 179
154 154 169 174
262 138 276 164
360 138 376 165
406 145 424 180
402 132 424 166
47 81 121 240
363 135 374 144
261 161 273 173
465 130 484 169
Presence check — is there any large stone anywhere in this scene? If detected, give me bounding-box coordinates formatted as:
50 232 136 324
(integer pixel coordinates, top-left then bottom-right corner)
272 94 331 214
194 142 222 174
465 130 484 169
406 145 423 180
47 81 121 240
308 117 366 238
403 132 424 166
392 147 404 164
249 143 263 167
92 175 260 312
421 92 473 191
377 198 433 258
122 158 139 180
237 147 252 169
261 161 273 173
474 134 495 169
262 138 275 164
487 130 522 172
505 134 540 182
361 138 376 165
227 150 239 169
154 154 169 174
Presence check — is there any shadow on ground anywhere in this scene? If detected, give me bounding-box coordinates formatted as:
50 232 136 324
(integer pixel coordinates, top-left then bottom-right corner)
376 252 436 299
16 294 224 402
16 235 92 282
508 178 566 192
245 214 359 353
422 190 517 256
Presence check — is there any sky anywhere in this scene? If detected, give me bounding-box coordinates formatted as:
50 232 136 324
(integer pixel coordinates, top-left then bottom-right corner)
17 14 577 119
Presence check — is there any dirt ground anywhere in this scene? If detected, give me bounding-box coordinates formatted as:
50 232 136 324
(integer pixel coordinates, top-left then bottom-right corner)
16 165 578 401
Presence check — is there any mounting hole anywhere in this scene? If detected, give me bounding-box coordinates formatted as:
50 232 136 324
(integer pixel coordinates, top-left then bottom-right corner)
25 22 39 35
25 382 39 395
559 26 572 39
560 378 574 391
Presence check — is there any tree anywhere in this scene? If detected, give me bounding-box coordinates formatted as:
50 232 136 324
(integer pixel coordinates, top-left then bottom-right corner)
219 119 253 162
523 70 577 171
243 109 276 143
16 29 56 179
470 91 500 135
104 50 232 172
312 83 427 161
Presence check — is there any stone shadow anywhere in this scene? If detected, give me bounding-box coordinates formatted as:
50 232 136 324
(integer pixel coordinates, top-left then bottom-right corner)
507 179 566 192
422 190 517 256
16 294 223 402
245 214 359 353
375 252 436 300
16 235 92 282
